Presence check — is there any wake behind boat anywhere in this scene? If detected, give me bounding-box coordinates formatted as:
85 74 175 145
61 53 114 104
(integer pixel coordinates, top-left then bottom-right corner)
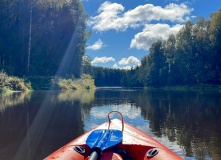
44 111 183 160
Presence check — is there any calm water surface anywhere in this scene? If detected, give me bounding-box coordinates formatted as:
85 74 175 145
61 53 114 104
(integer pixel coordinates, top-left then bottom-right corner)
0 88 221 160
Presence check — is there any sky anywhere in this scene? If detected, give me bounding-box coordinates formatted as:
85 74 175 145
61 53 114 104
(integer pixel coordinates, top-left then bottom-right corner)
81 0 221 69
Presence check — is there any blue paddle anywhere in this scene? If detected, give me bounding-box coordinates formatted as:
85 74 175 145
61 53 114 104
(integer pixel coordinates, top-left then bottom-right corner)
86 111 124 160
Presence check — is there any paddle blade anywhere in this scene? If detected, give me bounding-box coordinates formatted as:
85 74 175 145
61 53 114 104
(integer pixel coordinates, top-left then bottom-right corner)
86 129 122 151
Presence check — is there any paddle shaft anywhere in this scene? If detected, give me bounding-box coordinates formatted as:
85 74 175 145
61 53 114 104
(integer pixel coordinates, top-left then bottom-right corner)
88 151 98 160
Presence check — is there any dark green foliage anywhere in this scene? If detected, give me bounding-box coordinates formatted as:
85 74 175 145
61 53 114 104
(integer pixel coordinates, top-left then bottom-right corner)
0 0 89 77
92 67 128 87
83 66 143 87
210 9 221 83
82 55 93 75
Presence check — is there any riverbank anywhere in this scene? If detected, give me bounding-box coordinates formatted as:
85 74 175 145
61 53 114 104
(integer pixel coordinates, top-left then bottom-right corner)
96 85 221 91
0 71 95 93
0 71 31 93
145 84 221 92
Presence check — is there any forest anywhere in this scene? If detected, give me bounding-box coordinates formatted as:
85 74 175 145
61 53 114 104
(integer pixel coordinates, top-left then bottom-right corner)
87 8 221 87
0 0 90 78
0 0 221 88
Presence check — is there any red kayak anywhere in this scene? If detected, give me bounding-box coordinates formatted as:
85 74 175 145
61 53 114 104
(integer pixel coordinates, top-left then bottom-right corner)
44 111 183 160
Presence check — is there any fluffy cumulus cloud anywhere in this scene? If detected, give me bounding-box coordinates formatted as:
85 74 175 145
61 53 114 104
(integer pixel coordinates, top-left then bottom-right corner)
113 63 131 70
130 23 183 50
118 56 140 65
112 56 140 70
86 39 104 50
91 56 115 64
113 63 139 70
122 66 132 70
113 63 119 68
88 1 193 32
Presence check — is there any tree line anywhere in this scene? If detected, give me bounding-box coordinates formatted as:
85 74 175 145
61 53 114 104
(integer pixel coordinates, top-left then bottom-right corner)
1 1 220 87
0 0 90 78
87 8 221 87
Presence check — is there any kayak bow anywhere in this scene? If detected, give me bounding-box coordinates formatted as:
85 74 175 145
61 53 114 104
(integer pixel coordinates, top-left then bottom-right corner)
44 111 184 160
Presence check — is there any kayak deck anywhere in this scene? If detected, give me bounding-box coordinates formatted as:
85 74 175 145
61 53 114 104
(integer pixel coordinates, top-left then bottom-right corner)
44 119 183 160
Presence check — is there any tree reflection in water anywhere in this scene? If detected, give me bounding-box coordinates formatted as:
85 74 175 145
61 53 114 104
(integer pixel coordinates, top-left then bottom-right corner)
0 89 220 160
132 90 221 160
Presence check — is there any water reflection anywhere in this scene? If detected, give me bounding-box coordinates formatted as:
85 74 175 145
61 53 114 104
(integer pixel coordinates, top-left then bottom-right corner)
83 104 142 132
57 90 95 104
131 90 221 160
0 90 94 160
0 91 32 112
0 89 220 160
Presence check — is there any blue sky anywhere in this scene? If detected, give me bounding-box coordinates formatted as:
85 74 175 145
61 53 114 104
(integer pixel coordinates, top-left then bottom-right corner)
81 0 221 69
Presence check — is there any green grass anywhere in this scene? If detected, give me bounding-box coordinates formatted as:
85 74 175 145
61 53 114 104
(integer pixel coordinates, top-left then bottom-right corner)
0 71 96 92
0 71 31 92
51 74 96 90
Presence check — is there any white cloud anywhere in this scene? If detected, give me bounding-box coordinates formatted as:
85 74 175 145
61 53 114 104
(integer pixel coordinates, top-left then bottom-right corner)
90 104 141 119
130 23 183 50
88 2 125 31
122 66 132 70
91 56 115 64
112 64 133 70
86 39 104 50
118 56 140 65
113 63 119 68
88 2 193 32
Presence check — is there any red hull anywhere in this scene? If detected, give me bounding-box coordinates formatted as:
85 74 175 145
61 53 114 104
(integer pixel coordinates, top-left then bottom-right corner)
44 119 183 160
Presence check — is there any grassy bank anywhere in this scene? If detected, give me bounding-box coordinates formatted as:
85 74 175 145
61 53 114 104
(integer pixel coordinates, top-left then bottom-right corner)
51 74 96 90
0 71 95 92
0 71 31 93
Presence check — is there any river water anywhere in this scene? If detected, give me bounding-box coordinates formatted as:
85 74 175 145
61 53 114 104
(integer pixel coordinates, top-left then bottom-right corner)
0 88 220 160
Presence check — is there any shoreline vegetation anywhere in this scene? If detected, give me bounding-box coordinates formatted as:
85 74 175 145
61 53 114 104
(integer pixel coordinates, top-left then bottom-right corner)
0 71 95 93
1 70 220 93
145 85 221 92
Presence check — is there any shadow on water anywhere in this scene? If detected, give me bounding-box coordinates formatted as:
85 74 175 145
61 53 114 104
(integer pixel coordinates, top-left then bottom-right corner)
0 88 220 160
